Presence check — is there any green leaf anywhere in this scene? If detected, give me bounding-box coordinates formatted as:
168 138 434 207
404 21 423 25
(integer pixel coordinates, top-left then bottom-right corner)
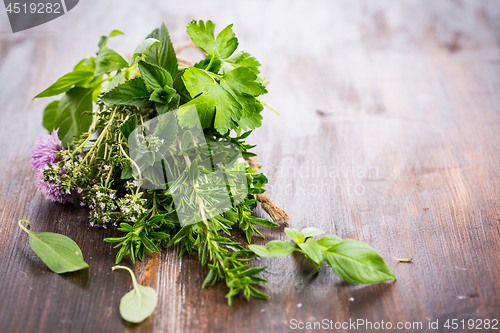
133 38 161 60
297 238 325 265
182 68 240 133
248 216 278 228
317 235 343 248
150 87 176 104
323 240 396 284
145 23 178 79
73 57 96 72
186 20 238 61
101 78 151 108
121 163 133 179
284 228 306 244
138 60 173 92
98 30 124 50
95 47 128 77
112 265 158 323
34 71 94 99
42 100 59 132
55 86 94 146
18 220 88 274
394 256 413 262
302 227 326 238
248 240 297 257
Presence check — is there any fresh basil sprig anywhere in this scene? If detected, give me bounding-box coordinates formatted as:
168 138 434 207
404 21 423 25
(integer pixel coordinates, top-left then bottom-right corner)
249 227 396 284
18 220 88 274
112 265 158 323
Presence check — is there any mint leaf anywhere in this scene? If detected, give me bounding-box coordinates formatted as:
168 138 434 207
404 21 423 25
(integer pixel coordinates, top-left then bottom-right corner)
42 100 59 132
323 240 396 284
150 87 176 104
145 22 178 79
138 60 173 92
284 228 306 244
18 220 88 274
55 86 94 146
95 47 128 77
101 78 152 108
248 240 297 257
34 71 94 99
133 38 160 60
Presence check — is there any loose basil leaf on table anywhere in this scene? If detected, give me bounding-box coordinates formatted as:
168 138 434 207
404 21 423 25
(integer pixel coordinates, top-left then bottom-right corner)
18 220 89 274
323 240 396 284
112 265 158 323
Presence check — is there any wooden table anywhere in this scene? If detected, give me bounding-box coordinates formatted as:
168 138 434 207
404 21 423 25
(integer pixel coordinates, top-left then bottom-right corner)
1 0 500 332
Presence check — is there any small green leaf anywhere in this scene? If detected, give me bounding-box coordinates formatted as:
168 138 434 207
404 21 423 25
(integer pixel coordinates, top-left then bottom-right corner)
98 30 124 50
101 78 152 108
394 256 413 262
133 38 161 60
323 240 396 284
138 60 173 92
42 100 59 132
284 228 306 244
297 238 325 265
317 235 343 248
112 265 158 324
302 227 325 238
95 47 128 77
18 220 88 274
34 71 94 99
248 240 297 257
121 163 133 179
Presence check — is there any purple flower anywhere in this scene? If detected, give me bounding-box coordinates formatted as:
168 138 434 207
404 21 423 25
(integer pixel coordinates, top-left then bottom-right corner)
31 129 62 170
31 129 77 203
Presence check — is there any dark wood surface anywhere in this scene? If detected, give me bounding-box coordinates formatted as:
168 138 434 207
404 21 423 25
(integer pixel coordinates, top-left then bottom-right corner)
1 1 500 332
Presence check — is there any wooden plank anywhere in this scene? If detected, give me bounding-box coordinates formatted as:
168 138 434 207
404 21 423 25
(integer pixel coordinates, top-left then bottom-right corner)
1 0 500 332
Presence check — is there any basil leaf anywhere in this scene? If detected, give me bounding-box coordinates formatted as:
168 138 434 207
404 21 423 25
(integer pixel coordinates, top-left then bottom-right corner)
284 228 306 244
323 240 396 284
42 100 59 132
55 86 94 146
297 238 325 265
101 78 152 108
33 71 94 99
302 227 325 238
112 265 158 323
317 235 343 248
18 220 88 274
248 240 297 257
133 38 160 60
95 47 128 77
97 29 124 50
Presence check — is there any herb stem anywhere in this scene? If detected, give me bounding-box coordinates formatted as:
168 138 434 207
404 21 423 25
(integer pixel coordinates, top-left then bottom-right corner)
18 219 31 234
112 265 140 291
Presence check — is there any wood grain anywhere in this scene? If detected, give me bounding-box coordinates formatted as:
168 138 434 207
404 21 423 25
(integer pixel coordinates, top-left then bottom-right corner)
1 0 500 332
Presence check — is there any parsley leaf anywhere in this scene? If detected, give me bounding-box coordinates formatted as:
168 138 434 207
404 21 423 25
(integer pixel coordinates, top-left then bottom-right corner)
182 67 267 133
